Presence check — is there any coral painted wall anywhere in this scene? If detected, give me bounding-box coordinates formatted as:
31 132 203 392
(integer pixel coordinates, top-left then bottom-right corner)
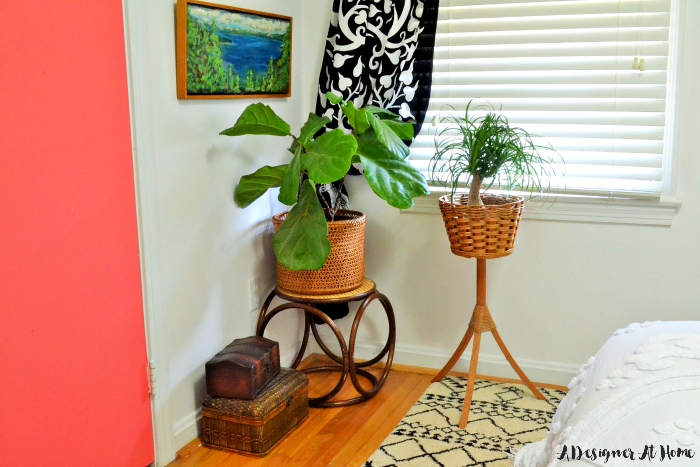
0 2 154 466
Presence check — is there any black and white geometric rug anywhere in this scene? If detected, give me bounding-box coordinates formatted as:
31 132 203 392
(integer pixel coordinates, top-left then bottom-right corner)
364 376 566 467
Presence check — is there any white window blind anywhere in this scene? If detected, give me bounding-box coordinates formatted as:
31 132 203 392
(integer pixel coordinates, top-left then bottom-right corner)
411 0 673 199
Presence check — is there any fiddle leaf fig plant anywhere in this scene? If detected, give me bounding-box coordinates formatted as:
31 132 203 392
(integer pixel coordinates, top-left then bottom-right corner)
221 94 429 271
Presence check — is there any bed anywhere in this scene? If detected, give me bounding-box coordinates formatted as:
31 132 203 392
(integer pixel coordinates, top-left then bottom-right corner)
514 321 700 467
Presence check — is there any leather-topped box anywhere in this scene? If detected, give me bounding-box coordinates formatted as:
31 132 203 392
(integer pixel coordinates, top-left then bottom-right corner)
205 336 280 400
201 368 309 456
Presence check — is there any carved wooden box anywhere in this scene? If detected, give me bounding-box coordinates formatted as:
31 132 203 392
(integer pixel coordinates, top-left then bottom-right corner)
205 336 280 400
201 368 309 456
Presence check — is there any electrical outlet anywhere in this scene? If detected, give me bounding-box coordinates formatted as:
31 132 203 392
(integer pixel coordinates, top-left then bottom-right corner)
249 277 263 312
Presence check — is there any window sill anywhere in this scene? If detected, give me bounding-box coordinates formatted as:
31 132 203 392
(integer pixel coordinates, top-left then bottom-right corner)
404 190 682 227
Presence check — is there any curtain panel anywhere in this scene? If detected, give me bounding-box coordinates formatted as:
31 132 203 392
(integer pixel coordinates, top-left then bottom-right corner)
309 0 438 321
314 0 439 211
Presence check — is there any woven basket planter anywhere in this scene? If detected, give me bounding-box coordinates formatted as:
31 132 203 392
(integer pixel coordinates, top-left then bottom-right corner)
439 193 525 259
271 210 366 295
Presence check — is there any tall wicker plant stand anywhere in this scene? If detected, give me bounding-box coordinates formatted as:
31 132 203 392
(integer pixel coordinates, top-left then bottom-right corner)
255 278 396 408
435 194 545 429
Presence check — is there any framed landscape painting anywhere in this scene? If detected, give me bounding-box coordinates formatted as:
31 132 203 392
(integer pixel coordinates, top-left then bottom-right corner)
176 0 292 99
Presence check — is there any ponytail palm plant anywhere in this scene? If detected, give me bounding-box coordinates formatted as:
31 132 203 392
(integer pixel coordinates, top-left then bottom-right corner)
429 103 559 206
221 92 429 271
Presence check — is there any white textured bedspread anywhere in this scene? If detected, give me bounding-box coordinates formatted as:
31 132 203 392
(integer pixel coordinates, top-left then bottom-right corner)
515 321 700 467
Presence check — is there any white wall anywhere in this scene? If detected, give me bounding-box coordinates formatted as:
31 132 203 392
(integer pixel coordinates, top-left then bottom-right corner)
129 0 700 462
126 0 319 459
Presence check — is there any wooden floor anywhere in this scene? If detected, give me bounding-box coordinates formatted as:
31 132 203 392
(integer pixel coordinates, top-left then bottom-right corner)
169 355 567 467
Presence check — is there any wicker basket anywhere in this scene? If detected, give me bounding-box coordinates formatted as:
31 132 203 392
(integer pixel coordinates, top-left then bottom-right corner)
201 368 309 457
439 193 525 259
271 210 366 295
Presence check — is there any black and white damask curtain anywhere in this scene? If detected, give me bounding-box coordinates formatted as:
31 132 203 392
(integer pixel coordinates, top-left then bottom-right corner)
314 0 439 210
310 0 438 322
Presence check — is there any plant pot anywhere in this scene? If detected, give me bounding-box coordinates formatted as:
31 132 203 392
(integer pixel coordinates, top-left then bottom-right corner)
271 210 366 295
439 193 525 259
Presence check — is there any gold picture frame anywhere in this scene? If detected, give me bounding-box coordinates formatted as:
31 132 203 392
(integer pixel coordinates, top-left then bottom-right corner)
176 0 292 99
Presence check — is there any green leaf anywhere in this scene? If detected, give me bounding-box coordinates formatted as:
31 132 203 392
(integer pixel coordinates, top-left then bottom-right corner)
368 114 410 159
220 103 291 137
364 105 400 120
234 165 288 208
357 134 429 209
278 147 302 206
302 129 357 184
326 92 344 105
298 113 331 146
341 101 371 135
273 180 331 271
383 119 414 141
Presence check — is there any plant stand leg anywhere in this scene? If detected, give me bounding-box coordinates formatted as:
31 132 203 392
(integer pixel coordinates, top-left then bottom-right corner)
432 259 491 382
436 258 544 427
459 331 482 428
431 327 474 383
492 329 545 400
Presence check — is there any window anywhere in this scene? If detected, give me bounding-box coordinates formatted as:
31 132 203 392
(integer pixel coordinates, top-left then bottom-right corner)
410 0 680 202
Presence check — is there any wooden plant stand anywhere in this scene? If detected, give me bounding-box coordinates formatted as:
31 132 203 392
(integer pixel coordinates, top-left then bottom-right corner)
255 278 396 408
433 258 545 428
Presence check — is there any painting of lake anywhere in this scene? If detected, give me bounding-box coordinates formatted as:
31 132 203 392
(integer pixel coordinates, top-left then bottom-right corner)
181 2 291 97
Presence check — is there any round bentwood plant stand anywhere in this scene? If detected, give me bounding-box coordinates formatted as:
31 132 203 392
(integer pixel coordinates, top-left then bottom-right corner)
255 278 396 408
436 193 546 428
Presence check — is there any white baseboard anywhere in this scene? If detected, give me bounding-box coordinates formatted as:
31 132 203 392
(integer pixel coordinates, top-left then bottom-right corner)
353 342 579 387
173 407 202 451
168 340 577 452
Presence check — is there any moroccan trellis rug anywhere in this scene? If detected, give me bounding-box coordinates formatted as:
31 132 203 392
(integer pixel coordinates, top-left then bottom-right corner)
364 376 567 467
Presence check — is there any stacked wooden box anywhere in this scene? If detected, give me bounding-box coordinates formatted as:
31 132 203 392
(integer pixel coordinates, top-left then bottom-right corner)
201 336 309 456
